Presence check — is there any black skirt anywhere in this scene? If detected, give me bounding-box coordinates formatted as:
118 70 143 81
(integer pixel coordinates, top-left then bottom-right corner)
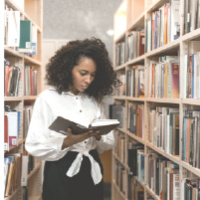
42 149 104 200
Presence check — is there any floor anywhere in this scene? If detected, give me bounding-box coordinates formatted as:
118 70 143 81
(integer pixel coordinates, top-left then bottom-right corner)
103 183 111 200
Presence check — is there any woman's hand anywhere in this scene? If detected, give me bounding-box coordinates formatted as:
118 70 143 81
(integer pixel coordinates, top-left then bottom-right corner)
62 128 101 149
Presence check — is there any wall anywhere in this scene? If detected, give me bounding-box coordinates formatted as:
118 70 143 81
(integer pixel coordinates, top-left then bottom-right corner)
43 0 121 62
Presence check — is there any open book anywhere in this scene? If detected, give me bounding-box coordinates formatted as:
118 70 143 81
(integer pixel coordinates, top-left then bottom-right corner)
48 116 120 135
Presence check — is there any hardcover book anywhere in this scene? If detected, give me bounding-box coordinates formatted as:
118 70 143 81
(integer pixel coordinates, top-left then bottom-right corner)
49 116 120 135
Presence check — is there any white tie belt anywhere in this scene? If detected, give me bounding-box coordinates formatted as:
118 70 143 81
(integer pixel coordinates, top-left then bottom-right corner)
66 149 102 185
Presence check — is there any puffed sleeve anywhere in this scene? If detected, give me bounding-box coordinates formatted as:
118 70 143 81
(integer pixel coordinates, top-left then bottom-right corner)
96 103 115 154
25 95 70 161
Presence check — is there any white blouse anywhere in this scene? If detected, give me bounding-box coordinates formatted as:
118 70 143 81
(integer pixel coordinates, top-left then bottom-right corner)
25 88 114 184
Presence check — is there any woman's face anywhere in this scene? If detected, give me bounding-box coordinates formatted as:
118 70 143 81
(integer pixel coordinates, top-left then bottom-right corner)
69 57 97 95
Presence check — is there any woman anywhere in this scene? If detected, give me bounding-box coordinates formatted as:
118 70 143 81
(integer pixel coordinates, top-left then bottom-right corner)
25 38 120 200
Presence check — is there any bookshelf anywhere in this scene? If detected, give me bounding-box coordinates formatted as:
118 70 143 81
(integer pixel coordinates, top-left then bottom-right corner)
4 0 43 199
112 0 200 200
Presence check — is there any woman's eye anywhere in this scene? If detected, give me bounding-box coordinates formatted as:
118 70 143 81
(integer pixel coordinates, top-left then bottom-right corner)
80 73 87 76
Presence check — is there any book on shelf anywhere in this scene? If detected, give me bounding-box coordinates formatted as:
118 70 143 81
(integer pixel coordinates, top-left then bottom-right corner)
19 20 32 53
4 153 22 197
109 103 125 129
24 65 38 96
182 177 200 200
4 115 9 152
7 10 20 47
127 142 143 176
5 107 21 148
4 59 21 97
184 0 200 34
49 116 120 135
21 155 28 186
182 110 200 168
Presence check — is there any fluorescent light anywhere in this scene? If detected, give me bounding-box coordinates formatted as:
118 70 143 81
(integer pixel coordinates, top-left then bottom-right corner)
107 29 114 36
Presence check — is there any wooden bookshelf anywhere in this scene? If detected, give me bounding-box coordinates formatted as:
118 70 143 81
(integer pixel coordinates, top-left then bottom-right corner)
3 0 43 199
113 0 200 199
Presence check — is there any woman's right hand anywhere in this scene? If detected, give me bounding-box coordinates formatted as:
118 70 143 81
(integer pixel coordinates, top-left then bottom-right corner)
61 128 100 149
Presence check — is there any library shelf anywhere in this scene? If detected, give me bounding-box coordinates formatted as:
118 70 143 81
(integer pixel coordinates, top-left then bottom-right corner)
4 187 21 200
127 11 145 31
24 55 42 66
4 97 23 102
4 46 23 58
146 142 180 165
114 96 127 101
6 139 24 152
5 0 23 13
181 99 200 105
181 161 200 177
146 0 169 13
144 185 160 200
126 96 145 102
145 97 180 104
115 63 126 71
23 96 37 101
126 131 145 145
145 38 180 58
113 152 129 170
182 28 200 42
127 54 145 66
3 0 43 199
114 32 126 43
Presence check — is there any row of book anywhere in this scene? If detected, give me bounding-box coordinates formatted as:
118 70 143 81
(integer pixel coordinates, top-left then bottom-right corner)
4 59 21 97
121 102 200 169
4 153 22 197
114 131 126 163
4 152 35 198
183 0 200 35
116 52 200 99
115 29 145 67
115 42 126 66
4 105 33 152
126 29 145 61
24 65 38 96
127 103 144 139
183 52 200 99
113 160 126 194
147 56 179 98
183 177 200 200
146 1 180 52
4 60 38 97
127 175 200 200
126 65 145 97
182 110 200 168
4 6 38 54
149 106 179 156
127 143 180 200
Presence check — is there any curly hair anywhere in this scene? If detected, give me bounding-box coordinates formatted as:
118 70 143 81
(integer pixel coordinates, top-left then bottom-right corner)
45 37 120 101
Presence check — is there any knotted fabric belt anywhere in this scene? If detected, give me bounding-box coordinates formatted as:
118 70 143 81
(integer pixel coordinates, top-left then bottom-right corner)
66 149 102 185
